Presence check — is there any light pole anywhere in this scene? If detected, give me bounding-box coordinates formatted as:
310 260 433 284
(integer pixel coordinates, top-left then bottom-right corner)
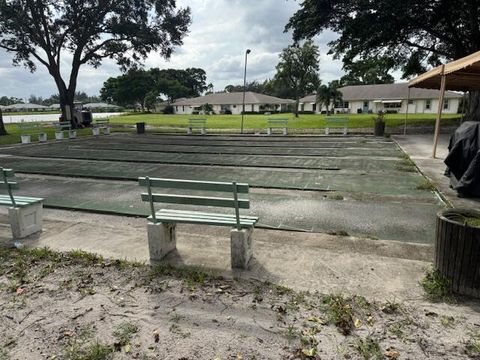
241 49 251 134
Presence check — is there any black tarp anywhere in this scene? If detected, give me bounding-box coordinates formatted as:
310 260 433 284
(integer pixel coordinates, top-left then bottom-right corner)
444 121 480 197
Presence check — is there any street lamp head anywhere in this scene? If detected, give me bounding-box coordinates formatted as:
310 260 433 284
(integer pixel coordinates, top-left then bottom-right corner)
246 49 251 54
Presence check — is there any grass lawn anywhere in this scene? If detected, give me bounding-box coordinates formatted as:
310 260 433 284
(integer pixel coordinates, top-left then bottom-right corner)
0 112 461 146
110 112 462 130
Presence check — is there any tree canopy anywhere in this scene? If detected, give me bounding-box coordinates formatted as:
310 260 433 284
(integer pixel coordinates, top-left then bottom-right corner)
340 57 395 86
286 0 480 76
275 40 320 117
285 0 480 119
0 0 191 125
100 67 209 110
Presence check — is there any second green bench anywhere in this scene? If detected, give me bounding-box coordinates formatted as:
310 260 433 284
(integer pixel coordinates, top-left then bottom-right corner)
267 118 289 135
325 117 349 135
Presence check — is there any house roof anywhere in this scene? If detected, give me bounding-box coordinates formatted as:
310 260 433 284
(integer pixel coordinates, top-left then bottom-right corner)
173 92 295 106
300 83 462 103
3 103 48 109
83 102 119 109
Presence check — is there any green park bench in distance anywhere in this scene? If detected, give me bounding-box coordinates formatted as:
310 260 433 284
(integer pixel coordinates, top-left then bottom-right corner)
92 118 111 136
324 117 349 135
267 118 289 136
17 122 47 144
54 121 77 140
187 118 207 135
0 167 44 239
139 177 258 269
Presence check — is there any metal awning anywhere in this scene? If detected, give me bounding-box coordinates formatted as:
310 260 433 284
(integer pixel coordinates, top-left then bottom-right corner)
382 100 402 103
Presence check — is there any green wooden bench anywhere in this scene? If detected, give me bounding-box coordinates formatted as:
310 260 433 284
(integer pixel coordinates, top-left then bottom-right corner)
139 177 258 269
17 123 47 144
0 167 44 239
267 118 289 135
325 117 349 135
92 118 110 136
54 121 77 140
187 118 207 135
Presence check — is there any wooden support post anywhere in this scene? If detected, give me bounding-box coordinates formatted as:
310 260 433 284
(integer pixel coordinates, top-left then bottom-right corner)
404 87 411 136
433 65 446 159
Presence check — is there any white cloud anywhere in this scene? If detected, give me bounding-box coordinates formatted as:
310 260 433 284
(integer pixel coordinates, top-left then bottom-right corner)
0 0 346 98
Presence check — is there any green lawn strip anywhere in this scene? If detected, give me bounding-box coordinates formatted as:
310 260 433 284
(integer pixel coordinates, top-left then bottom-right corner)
0 124 96 146
109 112 461 129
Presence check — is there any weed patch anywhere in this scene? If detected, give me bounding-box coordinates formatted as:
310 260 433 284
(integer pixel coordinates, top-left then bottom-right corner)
420 267 452 302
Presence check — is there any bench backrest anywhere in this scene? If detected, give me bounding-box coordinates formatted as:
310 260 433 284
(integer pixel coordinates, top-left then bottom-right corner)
55 121 72 131
325 117 349 126
267 118 289 125
189 118 207 126
17 123 41 134
0 168 18 207
139 177 249 229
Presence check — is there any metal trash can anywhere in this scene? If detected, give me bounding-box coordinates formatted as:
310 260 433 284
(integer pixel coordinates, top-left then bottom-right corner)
136 122 145 134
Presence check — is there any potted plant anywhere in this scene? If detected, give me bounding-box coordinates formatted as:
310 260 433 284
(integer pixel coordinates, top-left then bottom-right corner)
374 110 386 136
435 208 480 297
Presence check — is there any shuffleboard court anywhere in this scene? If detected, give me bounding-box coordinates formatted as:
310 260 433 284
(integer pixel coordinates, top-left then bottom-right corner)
0 144 410 171
0 156 430 196
0 133 444 243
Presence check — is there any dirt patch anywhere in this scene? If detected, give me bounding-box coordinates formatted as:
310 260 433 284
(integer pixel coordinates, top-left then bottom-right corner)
0 247 476 359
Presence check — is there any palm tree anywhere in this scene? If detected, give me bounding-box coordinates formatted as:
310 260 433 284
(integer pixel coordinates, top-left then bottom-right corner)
316 82 343 115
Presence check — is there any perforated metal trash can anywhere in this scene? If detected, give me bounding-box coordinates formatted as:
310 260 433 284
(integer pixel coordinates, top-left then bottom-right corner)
136 122 145 134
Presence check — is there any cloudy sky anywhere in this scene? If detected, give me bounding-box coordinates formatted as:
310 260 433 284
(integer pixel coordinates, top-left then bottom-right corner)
0 0 344 100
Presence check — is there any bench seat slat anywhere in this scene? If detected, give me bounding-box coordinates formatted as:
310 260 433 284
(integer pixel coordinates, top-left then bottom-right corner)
157 210 258 223
138 177 249 193
161 209 258 220
141 193 250 209
0 182 18 190
0 169 15 177
150 210 257 227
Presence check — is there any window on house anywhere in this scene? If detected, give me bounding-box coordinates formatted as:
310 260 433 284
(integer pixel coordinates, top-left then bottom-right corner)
408 100 414 105
233 105 236 108
363 101 368 107
182 106 185 111
301 104 305 112
425 100 431 110
175 106 178 112
312 104 317 112
443 99 449 110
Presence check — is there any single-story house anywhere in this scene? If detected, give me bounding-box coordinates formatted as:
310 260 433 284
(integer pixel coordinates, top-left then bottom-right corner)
83 102 121 112
172 92 295 115
299 83 463 114
2 103 49 112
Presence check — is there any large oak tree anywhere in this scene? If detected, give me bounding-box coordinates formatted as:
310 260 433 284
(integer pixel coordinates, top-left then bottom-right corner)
0 0 191 126
286 0 480 119
275 40 320 117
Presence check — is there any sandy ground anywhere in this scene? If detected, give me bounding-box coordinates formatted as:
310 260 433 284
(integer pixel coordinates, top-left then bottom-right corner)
1 247 479 360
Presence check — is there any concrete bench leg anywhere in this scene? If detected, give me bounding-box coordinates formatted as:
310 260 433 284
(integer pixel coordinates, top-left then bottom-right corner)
325 127 330 135
343 127 348 136
55 131 64 140
200 127 206 135
20 135 31 144
283 127 288 136
9 203 43 239
230 227 253 269
267 127 272 135
147 222 177 262
69 130 77 139
103 127 111 135
187 126 192 134
92 127 100 136
38 133 47 142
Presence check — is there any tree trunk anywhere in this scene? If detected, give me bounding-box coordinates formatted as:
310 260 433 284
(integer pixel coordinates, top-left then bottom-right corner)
0 109 7 136
465 91 480 122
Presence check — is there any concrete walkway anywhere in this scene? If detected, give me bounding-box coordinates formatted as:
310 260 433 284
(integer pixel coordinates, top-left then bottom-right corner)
394 134 480 210
0 207 433 302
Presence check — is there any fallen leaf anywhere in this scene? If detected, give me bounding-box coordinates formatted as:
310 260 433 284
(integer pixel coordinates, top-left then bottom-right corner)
153 330 160 343
307 316 326 325
301 348 317 358
16 287 24 295
354 318 362 328
123 344 132 353
384 349 400 358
